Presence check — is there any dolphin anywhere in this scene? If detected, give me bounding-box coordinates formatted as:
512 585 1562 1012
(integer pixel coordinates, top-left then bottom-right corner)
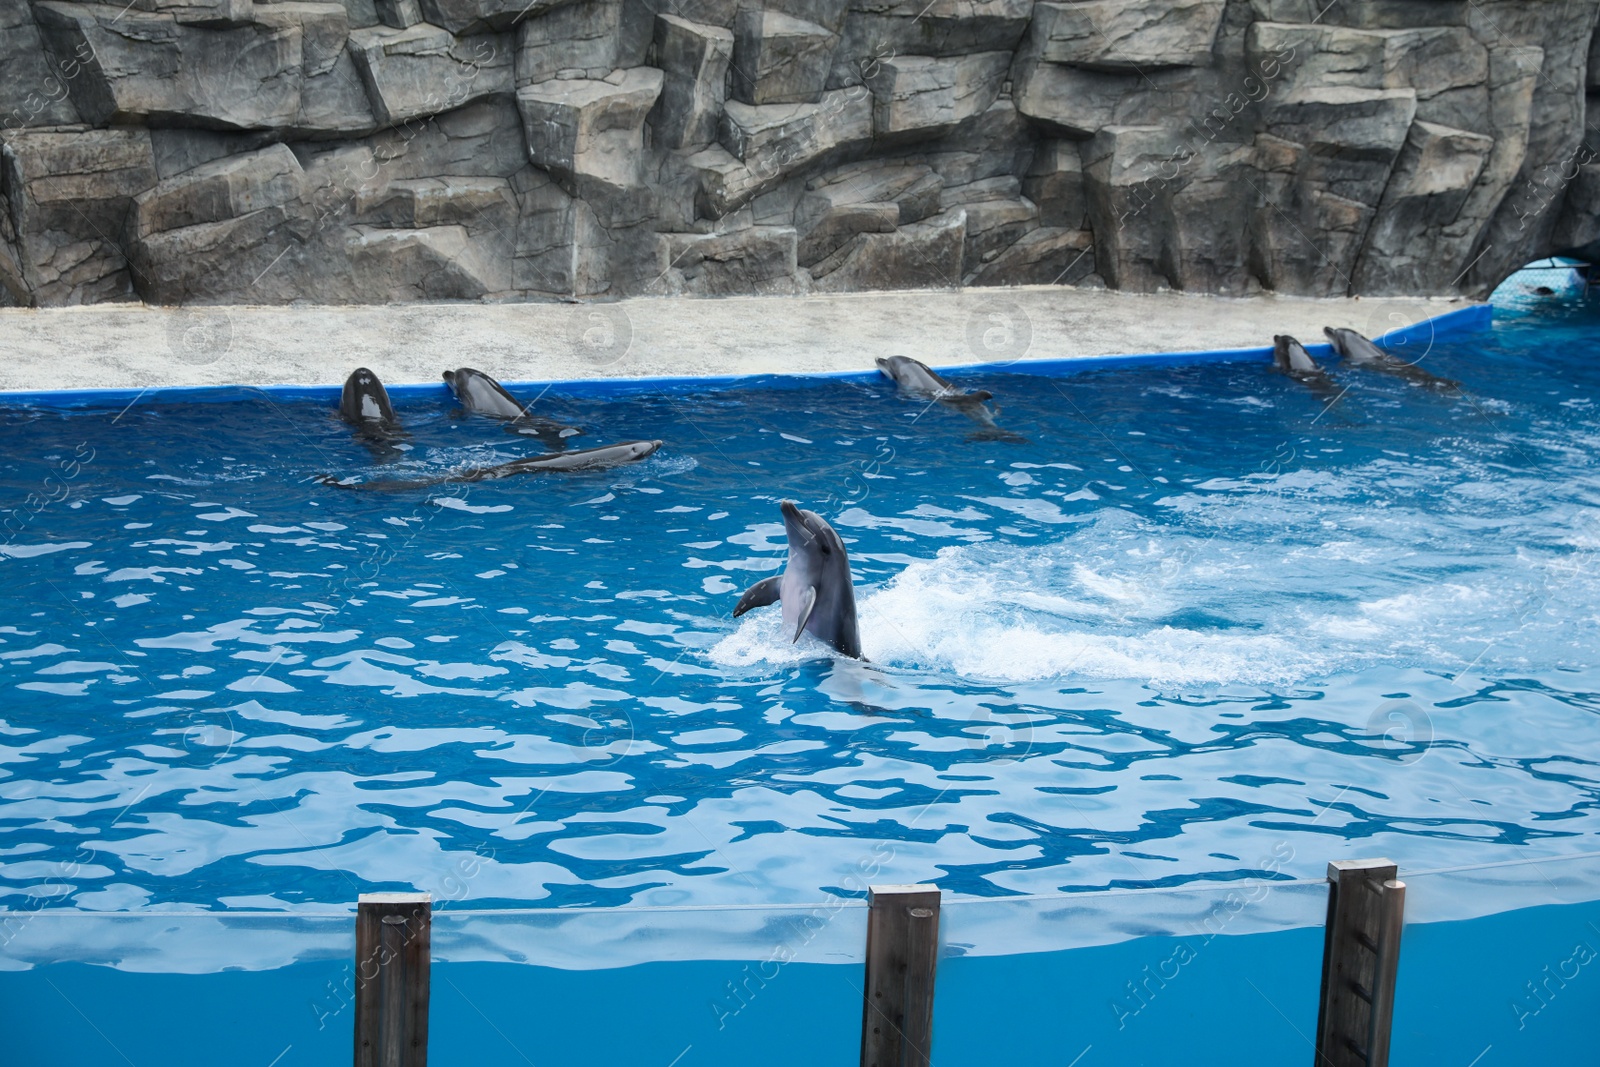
1271 335 1343 404
442 367 582 448
874 356 1023 442
339 367 408 461
1322 327 1461 392
733 500 862 659
321 439 661 491
875 355 992 402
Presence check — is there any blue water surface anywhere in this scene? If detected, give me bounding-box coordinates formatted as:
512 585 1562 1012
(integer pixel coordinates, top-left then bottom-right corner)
1 292 1597 918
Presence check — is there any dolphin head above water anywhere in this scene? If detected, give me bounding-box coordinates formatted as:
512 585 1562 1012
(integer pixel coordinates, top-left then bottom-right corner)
1272 335 1320 375
339 367 397 428
1322 327 1387 364
732 500 862 659
876 355 957 398
442 367 529 419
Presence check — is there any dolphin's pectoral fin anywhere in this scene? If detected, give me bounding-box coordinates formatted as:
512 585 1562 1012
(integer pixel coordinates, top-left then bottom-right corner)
733 576 782 618
791 586 818 644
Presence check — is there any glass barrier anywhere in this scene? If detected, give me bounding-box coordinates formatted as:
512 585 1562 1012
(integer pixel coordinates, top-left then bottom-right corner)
3 849 1599 1066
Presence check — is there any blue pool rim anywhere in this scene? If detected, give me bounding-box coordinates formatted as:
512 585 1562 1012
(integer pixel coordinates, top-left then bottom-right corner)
0 303 1491 408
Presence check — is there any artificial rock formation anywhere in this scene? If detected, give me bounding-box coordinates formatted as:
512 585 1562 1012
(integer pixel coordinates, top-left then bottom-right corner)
1 0 1598 306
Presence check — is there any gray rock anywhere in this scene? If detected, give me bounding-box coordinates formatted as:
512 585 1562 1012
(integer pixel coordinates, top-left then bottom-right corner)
659 225 800 294
33 3 303 130
131 143 305 239
865 52 1011 138
968 226 1095 286
794 201 898 263
123 0 253 25
918 99 1034 186
1248 133 1365 296
1462 0 1600 293
771 0 849 34
1244 21 1388 99
958 194 1038 276
517 68 664 199
1023 140 1086 228
514 0 622 87
150 129 278 181
1310 0 1470 29
670 0 738 25
732 10 836 106
806 159 942 218
810 206 964 289
831 0 1033 76
250 3 382 134
295 50 382 136
793 159 940 262
0 0 80 129
369 97 529 181
1027 0 1226 70
0 125 155 305
1083 124 1258 293
1011 53 1209 136
348 223 510 298
1591 21 1600 90
618 0 659 65
1553 163 1600 261
511 164 577 295
354 174 517 231
1264 86 1418 207
717 88 873 192
940 174 1020 208
130 204 304 304
375 0 422 27
334 0 383 29
349 24 514 127
1353 119 1494 294
650 14 734 150
416 0 565 34
571 199 660 295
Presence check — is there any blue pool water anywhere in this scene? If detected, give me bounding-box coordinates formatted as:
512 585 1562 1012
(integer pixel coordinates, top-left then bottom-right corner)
4 896 1598 1066
1 293 1597 934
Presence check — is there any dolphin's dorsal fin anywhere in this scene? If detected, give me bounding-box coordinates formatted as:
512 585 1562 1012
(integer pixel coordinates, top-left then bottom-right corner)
733 576 782 618
791 586 818 643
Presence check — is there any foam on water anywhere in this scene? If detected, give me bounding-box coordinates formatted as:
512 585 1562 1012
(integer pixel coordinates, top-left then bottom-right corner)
1 293 1599 934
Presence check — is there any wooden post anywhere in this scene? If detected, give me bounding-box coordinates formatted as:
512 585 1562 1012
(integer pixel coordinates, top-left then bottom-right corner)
1315 860 1406 1067
355 892 431 1067
860 885 941 1067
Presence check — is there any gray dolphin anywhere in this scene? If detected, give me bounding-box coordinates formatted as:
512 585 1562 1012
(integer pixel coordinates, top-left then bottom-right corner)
339 367 408 461
1322 327 1461 391
442 367 582 448
733 500 862 659
875 355 992 402
1271 335 1342 403
321 439 661 491
875 356 1023 442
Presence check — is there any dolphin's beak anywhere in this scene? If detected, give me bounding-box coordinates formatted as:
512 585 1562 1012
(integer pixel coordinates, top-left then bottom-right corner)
1322 327 1336 339
779 500 809 545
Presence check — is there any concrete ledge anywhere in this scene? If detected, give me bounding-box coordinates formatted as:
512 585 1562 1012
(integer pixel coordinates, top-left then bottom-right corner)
0 286 1482 395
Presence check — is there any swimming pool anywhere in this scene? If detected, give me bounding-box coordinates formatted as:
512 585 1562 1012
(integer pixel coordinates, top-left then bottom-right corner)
1 285 1597 1060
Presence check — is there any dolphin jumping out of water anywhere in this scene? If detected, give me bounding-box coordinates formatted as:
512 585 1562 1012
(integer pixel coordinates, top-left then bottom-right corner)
321 439 661 491
1322 327 1461 392
874 356 1024 442
442 367 582 448
733 500 862 659
339 367 408 461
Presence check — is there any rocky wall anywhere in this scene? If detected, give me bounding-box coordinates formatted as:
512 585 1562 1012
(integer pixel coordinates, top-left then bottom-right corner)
1 0 1597 307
